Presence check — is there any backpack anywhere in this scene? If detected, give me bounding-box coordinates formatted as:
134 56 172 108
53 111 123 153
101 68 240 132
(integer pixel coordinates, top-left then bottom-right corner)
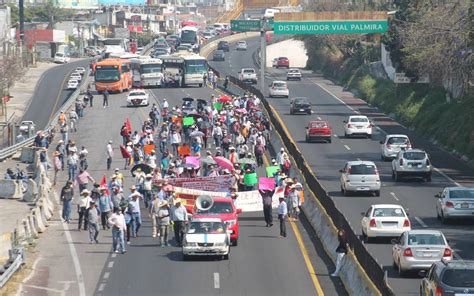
283 159 291 170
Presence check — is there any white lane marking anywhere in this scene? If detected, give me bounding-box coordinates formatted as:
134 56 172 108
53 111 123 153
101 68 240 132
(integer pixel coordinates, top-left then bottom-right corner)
334 134 338 138
62 220 86 296
103 272 110 280
414 216 428 228
317 116 322 120
357 158 361 161
98 283 106 292
390 192 399 201
111 253 117 258
344 145 351 151
107 261 114 269
311 79 463 188
214 272 220 289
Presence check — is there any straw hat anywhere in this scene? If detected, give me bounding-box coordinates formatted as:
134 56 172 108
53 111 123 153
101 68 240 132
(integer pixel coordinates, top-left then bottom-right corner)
81 189 90 195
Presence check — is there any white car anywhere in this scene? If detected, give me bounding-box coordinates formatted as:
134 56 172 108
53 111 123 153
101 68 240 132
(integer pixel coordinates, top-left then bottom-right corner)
70 73 82 81
380 134 411 161
268 81 289 98
19 121 35 133
343 115 373 138
272 58 278 67
392 230 452 276
75 67 86 75
67 79 79 90
239 68 257 84
182 218 230 260
392 149 432 182
127 89 149 107
54 52 69 64
236 41 247 50
340 161 381 196
286 68 302 81
361 204 411 242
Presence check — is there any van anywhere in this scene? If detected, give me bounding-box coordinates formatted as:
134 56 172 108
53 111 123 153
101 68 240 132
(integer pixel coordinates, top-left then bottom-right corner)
53 52 70 64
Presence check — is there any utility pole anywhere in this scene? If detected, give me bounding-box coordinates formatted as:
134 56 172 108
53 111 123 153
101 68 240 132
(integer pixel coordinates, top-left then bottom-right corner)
260 29 266 94
19 0 25 67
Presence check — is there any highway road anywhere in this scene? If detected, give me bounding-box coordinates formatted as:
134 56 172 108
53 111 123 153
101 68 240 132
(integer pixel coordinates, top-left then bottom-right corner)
22 59 90 130
209 36 474 295
21 72 348 295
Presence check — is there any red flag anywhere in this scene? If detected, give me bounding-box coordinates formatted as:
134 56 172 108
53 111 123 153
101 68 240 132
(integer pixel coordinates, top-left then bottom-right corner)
100 175 109 195
120 145 131 158
125 118 132 133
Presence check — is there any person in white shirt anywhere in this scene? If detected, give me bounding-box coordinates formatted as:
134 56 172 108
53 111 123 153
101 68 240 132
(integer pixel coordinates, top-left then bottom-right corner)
278 197 287 238
78 189 92 231
163 98 169 109
276 148 288 167
108 207 127 254
106 140 113 170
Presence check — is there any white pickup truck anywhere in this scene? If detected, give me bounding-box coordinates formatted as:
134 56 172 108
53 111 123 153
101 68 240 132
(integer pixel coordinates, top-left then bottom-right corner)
239 68 257 84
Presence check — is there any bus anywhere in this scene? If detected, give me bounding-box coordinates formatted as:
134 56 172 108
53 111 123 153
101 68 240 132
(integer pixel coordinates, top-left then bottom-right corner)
180 26 200 52
131 58 164 88
160 52 207 87
94 58 132 93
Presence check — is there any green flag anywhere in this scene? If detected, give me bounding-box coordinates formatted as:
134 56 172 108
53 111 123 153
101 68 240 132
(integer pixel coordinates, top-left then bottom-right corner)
266 166 280 177
244 173 258 185
183 117 195 126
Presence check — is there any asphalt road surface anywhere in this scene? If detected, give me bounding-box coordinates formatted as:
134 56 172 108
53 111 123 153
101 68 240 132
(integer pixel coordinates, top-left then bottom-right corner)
23 77 348 295
21 59 90 130
209 36 474 295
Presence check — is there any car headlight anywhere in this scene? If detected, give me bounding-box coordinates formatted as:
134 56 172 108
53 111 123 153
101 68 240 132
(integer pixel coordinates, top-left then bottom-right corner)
214 242 226 247
185 242 197 247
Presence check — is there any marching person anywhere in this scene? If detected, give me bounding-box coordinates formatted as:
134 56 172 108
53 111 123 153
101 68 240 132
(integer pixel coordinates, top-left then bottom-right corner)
86 201 100 244
150 195 161 238
129 191 142 237
108 207 127 254
103 89 109 108
98 187 113 230
53 151 62 186
106 140 114 170
331 229 349 277
75 168 95 192
158 200 171 247
171 198 187 246
260 189 274 227
78 189 92 231
277 196 287 238
60 181 74 223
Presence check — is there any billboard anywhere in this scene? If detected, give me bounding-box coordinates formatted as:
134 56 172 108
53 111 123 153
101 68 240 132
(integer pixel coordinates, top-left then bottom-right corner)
57 0 99 9
99 0 146 4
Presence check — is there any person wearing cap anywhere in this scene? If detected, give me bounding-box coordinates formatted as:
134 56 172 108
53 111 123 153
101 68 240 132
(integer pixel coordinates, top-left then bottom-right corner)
171 198 187 246
277 196 288 238
288 184 300 221
90 182 101 202
86 201 100 243
111 186 124 209
55 140 66 171
277 148 288 168
157 200 171 247
79 146 89 171
108 175 122 192
98 187 113 230
129 192 143 237
146 150 157 169
78 189 92 231
106 140 114 171
114 168 124 184
149 194 162 238
228 146 238 164
53 151 62 186
108 207 127 254
60 181 74 223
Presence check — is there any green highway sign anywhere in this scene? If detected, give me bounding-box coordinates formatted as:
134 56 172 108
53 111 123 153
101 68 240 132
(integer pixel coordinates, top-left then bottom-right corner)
274 20 388 35
231 20 262 32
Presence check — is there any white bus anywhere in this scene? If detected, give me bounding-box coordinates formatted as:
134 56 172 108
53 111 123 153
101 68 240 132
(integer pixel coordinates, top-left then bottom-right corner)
180 26 200 52
131 58 164 88
160 52 207 87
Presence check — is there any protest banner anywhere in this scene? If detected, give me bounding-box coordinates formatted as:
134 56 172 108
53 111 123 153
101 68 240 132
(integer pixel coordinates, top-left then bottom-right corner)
258 177 275 191
234 190 280 211
154 175 233 192
266 166 280 177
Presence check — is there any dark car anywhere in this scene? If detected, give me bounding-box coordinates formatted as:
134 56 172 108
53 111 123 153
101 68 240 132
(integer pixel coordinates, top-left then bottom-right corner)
217 41 230 52
420 260 474 296
290 97 311 115
213 50 225 61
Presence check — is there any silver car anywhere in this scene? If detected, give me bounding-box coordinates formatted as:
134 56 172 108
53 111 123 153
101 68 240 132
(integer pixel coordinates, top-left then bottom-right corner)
380 134 411 160
392 149 432 182
436 187 474 223
392 230 452 276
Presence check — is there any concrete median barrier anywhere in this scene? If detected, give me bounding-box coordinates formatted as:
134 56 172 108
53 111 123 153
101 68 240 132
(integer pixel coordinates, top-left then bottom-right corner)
31 208 46 233
0 180 19 199
27 214 38 238
38 198 53 221
0 232 12 266
20 147 39 163
23 178 38 202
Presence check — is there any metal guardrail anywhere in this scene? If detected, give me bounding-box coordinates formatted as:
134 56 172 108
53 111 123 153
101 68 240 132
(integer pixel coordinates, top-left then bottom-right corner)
0 248 24 288
0 69 90 161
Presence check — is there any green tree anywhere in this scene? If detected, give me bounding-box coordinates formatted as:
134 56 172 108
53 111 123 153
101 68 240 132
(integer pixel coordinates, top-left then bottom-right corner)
8 1 72 29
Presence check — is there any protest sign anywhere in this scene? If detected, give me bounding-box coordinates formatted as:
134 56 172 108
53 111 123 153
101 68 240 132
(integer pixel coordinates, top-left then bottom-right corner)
266 166 279 177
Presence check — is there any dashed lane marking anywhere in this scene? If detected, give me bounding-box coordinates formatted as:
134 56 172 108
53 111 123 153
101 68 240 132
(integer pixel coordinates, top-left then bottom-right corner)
107 261 114 269
62 220 86 296
98 283 106 292
111 253 117 258
344 145 351 151
414 217 428 228
213 272 220 289
103 272 110 279
390 192 399 201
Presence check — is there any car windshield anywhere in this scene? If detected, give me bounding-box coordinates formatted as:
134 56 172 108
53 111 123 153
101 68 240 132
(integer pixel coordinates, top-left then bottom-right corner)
373 208 405 217
350 117 368 123
273 82 286 87
243 69 254 73
349 164 376 175
95 67 120 82
187 221 226 234
442 269 474 287
56 53 64 57
403 152 426 160
140 64 162 74
310 122 328 128
129 92 145 97
289 70 299 73
449 189 474 199
197 201 233 214
407 233 445 245
278 57 287 60
295 99 309 105
388 137 408 145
